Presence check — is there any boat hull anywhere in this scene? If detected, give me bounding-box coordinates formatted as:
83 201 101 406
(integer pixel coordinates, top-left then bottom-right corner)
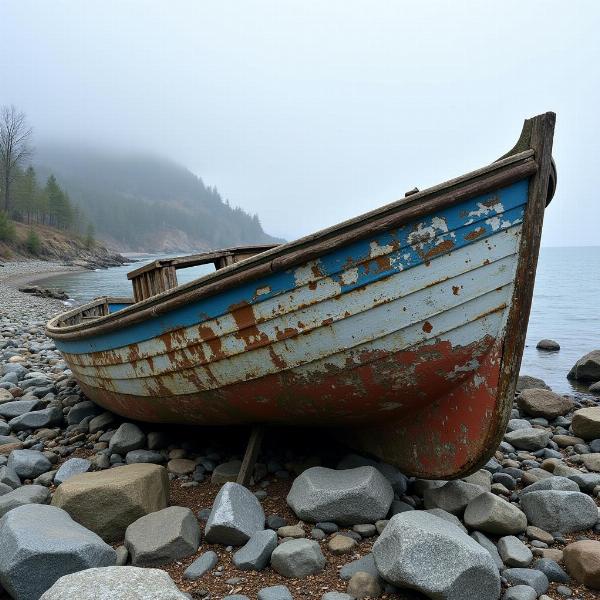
47 113 556 478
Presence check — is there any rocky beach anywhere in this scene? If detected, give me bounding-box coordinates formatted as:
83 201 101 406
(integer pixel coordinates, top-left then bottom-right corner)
1 260 600 600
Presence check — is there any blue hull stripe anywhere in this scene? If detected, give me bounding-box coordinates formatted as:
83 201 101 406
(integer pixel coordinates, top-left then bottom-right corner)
56 179 529 355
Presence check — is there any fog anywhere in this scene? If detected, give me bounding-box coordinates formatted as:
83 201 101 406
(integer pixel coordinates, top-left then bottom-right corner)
1 1 599 245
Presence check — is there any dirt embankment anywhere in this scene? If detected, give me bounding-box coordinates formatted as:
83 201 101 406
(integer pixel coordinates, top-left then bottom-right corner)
0 222 127 268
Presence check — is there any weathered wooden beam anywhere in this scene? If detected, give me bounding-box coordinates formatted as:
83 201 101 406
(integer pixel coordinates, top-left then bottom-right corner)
236 425 265 487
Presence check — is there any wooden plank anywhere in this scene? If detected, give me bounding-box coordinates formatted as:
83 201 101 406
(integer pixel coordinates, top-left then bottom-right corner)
236 425 264 487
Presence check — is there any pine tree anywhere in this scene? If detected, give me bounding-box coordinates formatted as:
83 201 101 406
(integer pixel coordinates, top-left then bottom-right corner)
14 166 38 224
85 222 95 249
25 226 41 254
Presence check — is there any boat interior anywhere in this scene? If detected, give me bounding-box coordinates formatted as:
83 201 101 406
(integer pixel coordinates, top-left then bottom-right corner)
55 244 279 327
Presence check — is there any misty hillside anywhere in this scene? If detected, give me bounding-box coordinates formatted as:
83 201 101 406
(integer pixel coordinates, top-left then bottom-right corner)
32 144 283 252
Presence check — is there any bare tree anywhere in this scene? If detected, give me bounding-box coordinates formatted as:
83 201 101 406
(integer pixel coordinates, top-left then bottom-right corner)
0 105 33 212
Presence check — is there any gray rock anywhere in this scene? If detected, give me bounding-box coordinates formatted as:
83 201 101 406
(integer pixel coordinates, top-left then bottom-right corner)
258 585 293 600
504 429 550 451
0 465 20 489
464 492 527 535
375 463 408 495
388 499 414 515
520 490 598 533
0 421 10 435
507 419 532 432
339 553 380 581
520 476 579 496
0 504 116 600
568 350 600 381
0 399 43 419
337 453 379 470
7 449 52 479
211 460 242 485
517 389 574 419
54 458 92 485
0 484 50 517
286 466 393 525
425 508 467 533
497 536 533 567
108 422 146 455
347 572 381 599
233 529 277 570
270 539 326 578
353 523 377 537
67 400 103 425
125 449 166 464
516 376 550 392
88 411 115 434
205 482 265 545
8 406 63 431
125 506 200 566
0 482 12 496
183 550 218 580
146 431 169 450
572 407 600 440
471 531 504 570
502 586 537 600
503 568 549 596
39 566 188 599
115 546 128 566
533 558 569 583
568 472 600 492
322 594 353 600
536 339 560 351
0 435 20 446
423 480 485 516
372 511 500 599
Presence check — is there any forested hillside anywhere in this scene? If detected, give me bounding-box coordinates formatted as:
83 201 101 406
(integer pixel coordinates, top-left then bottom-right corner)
33 144 282 252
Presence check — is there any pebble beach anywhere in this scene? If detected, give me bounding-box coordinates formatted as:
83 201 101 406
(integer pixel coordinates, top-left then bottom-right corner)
1 260 600 600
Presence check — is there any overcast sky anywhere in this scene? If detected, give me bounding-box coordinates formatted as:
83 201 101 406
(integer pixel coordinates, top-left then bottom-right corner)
1 1 599 245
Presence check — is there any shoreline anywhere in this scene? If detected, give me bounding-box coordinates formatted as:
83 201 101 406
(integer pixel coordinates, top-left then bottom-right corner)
1 267 86 290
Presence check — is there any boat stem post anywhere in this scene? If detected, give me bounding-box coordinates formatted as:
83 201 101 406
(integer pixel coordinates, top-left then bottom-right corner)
236 425 265 487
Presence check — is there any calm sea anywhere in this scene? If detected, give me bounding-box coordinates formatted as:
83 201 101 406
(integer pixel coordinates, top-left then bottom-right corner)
41 247 600 398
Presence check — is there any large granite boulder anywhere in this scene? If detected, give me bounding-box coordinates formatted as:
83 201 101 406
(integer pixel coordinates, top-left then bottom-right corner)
39 566 189 599
51 463 169 541
517 389 574 419
287 466 393 525
125 506 200 566
0 504 115 600
571 407 600 440
205 482 265 545
568 350 600 382
520 490 598 533
271 539 326 578
372 511 500 599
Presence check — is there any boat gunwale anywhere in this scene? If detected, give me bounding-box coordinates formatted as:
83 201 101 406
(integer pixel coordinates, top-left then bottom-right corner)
47 148 537 342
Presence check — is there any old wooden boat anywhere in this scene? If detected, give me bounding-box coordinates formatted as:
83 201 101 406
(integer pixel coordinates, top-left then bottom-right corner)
46 113 557 479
